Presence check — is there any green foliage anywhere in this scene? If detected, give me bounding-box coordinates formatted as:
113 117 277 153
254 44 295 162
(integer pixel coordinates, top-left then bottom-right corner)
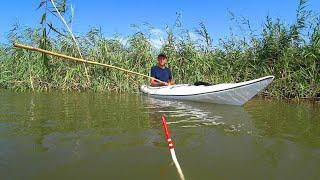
0 0 319 99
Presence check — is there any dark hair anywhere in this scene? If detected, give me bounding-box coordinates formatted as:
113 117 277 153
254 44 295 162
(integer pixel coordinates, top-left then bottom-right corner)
157 53 167 59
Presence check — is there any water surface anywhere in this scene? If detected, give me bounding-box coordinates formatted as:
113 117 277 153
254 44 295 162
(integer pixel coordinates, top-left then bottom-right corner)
0 90 319 179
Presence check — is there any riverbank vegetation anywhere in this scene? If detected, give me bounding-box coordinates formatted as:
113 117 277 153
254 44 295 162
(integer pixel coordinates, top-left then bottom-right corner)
0 0 319 99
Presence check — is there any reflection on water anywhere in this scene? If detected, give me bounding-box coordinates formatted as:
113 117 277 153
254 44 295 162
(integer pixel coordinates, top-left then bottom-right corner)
144 98 224 127
143 97 257 134
0 90 320 179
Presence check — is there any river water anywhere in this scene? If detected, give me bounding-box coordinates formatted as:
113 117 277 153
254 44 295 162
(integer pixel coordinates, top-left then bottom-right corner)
0 90 319 179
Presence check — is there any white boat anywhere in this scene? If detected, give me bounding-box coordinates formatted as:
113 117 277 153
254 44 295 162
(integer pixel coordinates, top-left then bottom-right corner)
140 76 274 105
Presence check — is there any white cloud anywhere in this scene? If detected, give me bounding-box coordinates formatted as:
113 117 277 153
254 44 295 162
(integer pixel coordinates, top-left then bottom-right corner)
149 38 164 49
117 37 128 46
149 28 166 49
189 32 202 42
150 28 166 37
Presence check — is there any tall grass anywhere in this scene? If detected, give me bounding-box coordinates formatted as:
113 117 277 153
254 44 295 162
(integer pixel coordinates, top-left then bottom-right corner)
0 0 319 99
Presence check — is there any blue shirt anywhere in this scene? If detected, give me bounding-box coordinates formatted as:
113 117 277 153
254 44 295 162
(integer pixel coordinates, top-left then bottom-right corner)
150 66 172 82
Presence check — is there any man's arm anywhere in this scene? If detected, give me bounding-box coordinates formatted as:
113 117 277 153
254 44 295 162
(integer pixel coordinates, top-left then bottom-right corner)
150 78 159 86
150 78 168 86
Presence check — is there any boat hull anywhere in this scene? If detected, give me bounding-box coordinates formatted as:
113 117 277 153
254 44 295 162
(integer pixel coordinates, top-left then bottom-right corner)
140 76 274 105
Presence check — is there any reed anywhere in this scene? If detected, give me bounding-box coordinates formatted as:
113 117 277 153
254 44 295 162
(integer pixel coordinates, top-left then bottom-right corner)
0 0 319 99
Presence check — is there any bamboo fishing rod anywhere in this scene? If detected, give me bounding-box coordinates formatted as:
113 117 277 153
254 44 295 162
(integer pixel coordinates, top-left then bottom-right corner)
13 43 165 84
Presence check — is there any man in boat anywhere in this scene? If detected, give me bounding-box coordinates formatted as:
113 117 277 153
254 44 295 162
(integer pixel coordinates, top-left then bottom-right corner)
150 53 173 86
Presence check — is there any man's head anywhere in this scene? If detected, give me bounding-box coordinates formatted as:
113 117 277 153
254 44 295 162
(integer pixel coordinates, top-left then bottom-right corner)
157 53 167 67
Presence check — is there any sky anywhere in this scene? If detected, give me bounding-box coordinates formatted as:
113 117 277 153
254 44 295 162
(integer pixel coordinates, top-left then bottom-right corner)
1 0 319 46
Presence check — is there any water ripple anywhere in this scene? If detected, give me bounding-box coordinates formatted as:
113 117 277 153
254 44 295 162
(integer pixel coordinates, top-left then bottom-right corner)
142 98 252 133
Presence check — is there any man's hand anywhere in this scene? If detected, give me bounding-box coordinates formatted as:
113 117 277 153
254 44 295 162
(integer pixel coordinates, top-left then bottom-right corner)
161 82 169 86
150 78 170 86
